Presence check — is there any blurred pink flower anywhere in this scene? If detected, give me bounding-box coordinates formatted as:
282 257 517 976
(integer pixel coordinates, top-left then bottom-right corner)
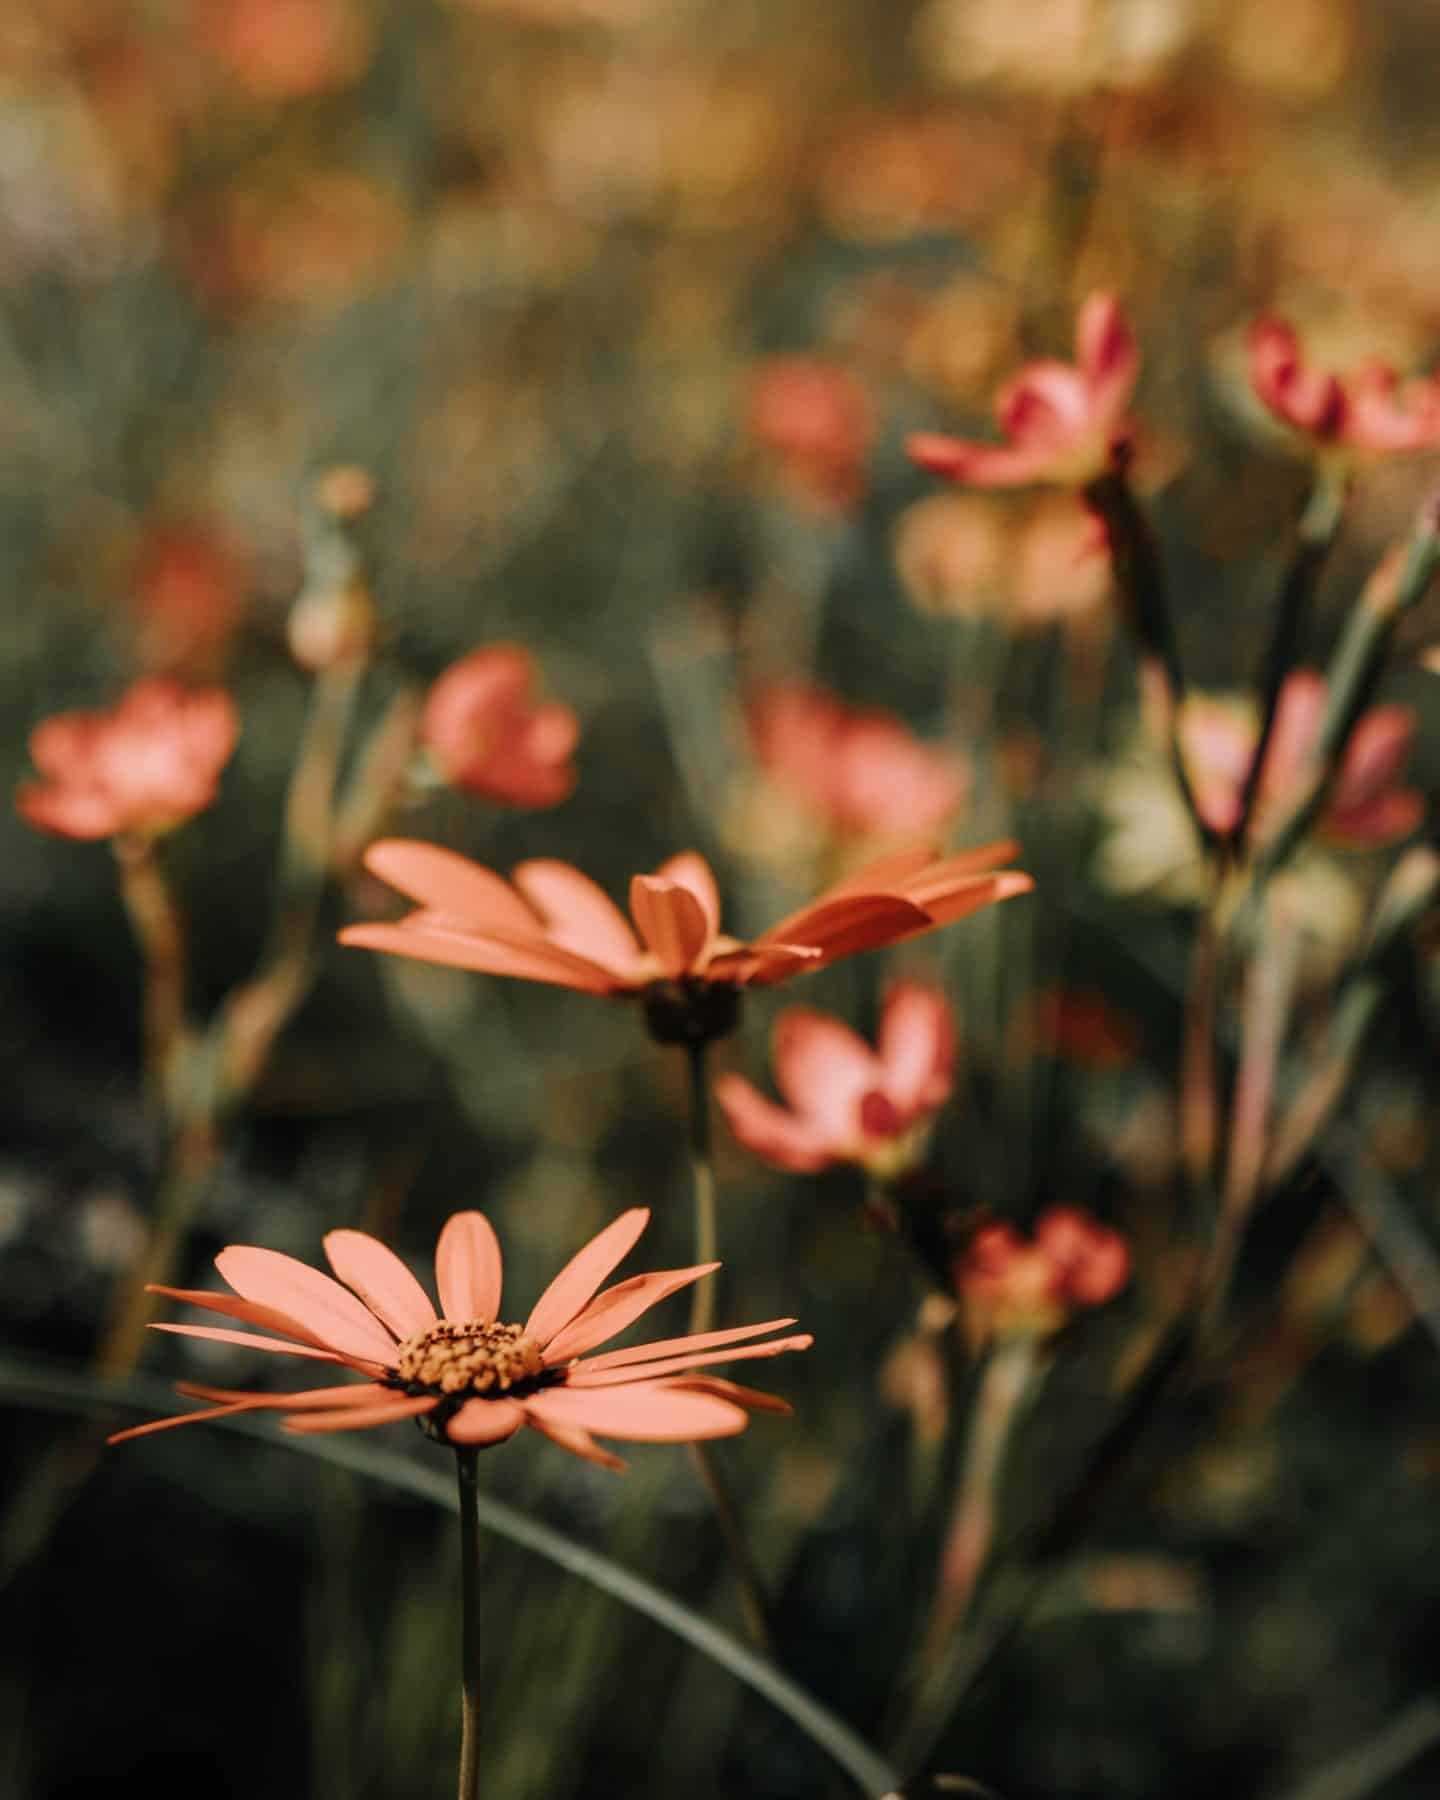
746 356 874 511
1248 318 1440 456
748 684 969 842
1181 670 1420 846
16 680 239 841
957 1207 1130 1337
421 645 578 810
131 522 247 676
110 1207 809 1470
1029 987 1139 1069
908 293 1138 488
196 0 368 100
715 983 957 1177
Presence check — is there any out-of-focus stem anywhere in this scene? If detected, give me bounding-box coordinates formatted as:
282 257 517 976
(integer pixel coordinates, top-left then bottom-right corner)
1179 884 1223 1203
113 833 187 1103
686 1041 718 1338
456 1447 483 1800
330 684 423 877
687 1440 775 1657
1234 469 1349 854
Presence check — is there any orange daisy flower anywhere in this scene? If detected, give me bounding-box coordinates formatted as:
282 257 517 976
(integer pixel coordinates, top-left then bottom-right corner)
108 1208 810 1470
340 839 1031 1042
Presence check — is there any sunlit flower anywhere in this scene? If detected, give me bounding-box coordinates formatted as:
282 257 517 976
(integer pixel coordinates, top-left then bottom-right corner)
340 840 1030 1042
957 1207 1129 1338
1248 317 1440 457
747 685 969 843
716 983 956 1178
16 680 239 841
109 1208 810 1469
1181 670 1420 847
421 645 579 809
908 293 1138 489
746 356 874 512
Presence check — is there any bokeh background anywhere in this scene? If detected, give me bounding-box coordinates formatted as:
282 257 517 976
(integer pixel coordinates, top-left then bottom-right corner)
4 1 1440 1795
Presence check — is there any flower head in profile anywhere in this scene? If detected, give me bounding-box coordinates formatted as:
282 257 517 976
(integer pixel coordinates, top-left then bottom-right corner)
908 293 1138 489
16 680 239 841
340 839 1030 1043
1248 318 1440 458
957 1207 1129 1339
716 983 956 1178
110 1208 810 1470
747 686 969 847
1181 669 1420 848
421 644 578 810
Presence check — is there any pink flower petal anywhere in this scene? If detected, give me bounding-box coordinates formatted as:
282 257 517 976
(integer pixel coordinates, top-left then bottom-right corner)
1076 292 1139 422
524 1382 749 1442
323 1230 437 1340
541 1263 720 1363
906 432 1054 488
435 1211 503 1324
878 982 957 1114
628 876 710 979
652 851 723 940
565 1332 812 1387
445 1397 526 1445
772 1007 880 1136
215 1246 401 1366
360 841 542 932
284 1396 440 1434
524 1208 650 1347
575 1317 801 1373
511 859 643 972
714 1073 838 1172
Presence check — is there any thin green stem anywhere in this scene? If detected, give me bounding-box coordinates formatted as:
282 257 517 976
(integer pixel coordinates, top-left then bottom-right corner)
686 1041 718 1337
456 1447 483 1800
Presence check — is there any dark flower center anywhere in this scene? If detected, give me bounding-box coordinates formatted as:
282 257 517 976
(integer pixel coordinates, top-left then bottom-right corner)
641 978 742 1047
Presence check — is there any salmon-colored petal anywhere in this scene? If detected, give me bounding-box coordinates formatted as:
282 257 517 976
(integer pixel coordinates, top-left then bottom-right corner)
629 876 710 979
511 859 643 972
716 1072 841 1174
911 871 1033 926
522 1410 628 1471
435 1211 503 1324
672 1376 794 1414
652 852 722 940
878 983 957 1113
216 1246 401 1366
756 893 930 960
574 1318 801 1373
524 1383 749 1442
565 1332 813 1387
284 1396 440 1434
773 1008 880 1135
541 1264 720 1363
146 1284 354 1357
151 1324 348 1362
324 1230 437 1340
108 1399 267 1445
445 1396 526 1445
361 841 542 932
175 1381 393 1409
1075 292 1139 420
338 921 624 994
906 432 1056 488
823 848 942 896
704 943 821 986
524 1208 651 1346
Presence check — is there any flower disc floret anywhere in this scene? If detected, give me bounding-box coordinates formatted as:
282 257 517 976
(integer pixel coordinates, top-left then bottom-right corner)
395 1320 547 1397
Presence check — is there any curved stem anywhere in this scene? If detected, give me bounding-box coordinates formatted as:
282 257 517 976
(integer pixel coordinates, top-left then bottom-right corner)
456 1447 483 1800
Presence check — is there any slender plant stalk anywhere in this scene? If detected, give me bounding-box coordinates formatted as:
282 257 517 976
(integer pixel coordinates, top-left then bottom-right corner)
456 1447 484 1800
113 834 188 1103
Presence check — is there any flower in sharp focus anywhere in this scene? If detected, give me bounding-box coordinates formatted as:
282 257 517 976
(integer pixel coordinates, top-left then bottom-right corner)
15 680 239 841
746 685 970 845
420 644 579 809
1181 670 1420 848
109 1208 811 1469
339 840 1031 1042
908 292 1139 489
957 1207 1130 1339
1248 318 1440 458
716 983 956 1178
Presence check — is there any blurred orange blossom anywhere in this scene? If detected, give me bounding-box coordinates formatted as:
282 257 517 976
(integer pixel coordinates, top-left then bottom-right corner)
109 1208 810 1469
16 679 238 841
421 644 579 809
957 1207 1130 1339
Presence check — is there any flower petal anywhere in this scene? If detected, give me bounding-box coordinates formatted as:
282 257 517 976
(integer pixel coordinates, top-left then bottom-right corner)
524 1208 650 1347
629 876 710 979
445 1397 526 1445
906 431 1055 488
215 1246 402 1366
361 841 542 932
524 1382 749 1442
565 1332 812 1387
756 892 931 963
284 1396 440 1434
574 1318 801 1373
652 852 722 940
541 1264 720 1363
151 1324 347 1362
435 1211 503 1325
108 1399 269 1445
672 1375 794 1414
339 920 623 994
773 1008 880 1136
511 859 643 972
523 1411 628 1471
714 1074 838 1172
878 983 957 1114
146 1284 355 1357
175 1380 394 1409
323 1231 437 1340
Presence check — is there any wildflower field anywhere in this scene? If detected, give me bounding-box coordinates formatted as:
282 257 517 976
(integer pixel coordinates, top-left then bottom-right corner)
5 2 1440 1796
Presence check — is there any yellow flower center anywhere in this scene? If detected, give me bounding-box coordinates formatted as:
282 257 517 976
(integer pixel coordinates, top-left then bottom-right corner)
396 1320 545 1397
